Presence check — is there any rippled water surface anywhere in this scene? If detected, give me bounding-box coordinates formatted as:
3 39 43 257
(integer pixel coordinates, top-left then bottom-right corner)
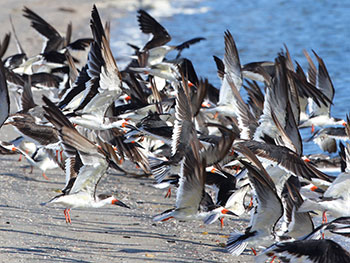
111 0 350 155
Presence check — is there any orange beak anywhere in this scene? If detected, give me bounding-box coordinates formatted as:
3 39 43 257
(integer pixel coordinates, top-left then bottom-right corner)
221 209 237 216
310 185 318 192
111 199 130 208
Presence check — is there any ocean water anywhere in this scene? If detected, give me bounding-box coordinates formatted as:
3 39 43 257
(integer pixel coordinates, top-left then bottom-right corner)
111 0 350 157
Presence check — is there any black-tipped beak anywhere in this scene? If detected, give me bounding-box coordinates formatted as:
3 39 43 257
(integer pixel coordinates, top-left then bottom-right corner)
221 208 238 216
111 199 130 209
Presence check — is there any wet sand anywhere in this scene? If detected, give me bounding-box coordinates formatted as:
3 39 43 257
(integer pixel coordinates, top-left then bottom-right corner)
0 1 253 262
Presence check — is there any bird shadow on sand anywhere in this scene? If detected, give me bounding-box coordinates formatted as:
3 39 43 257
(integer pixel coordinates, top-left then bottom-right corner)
0 171 60 185
0 172 42 182
118 248 166 253
114 255 221 263
0 228 125 247
1 248 92 263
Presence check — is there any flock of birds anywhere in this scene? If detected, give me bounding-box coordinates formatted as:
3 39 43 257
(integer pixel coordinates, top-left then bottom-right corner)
1 5 350 263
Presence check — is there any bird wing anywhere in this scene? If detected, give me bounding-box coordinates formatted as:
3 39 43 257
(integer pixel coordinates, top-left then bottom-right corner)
0 62 10 128
137 9 171 50
23 6 63 53
218 30 242 106
175 140 205 213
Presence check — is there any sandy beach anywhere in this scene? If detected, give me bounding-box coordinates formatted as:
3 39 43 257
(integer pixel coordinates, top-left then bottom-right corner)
0 152 252 263
0 1 253 262
2 1 349 262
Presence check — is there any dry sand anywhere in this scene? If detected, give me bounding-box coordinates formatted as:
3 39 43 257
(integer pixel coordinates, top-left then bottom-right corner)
0 153 252 263
0 1 253 262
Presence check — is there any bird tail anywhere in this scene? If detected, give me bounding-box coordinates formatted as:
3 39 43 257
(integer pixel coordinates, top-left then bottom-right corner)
153 208 175 222
226 230 249 256
149 156 171 183
203 212 220 225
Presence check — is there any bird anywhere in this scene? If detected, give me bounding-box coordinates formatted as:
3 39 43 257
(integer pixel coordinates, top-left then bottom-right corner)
256 239 350 263
256 216 350 262
299 142 350 219
134 9 205 66
299 50 345 131
42 95 130 223
0 61 10 128
226 146 283 256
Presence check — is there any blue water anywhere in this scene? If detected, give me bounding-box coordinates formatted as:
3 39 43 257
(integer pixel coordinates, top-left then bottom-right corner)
111 0 350 156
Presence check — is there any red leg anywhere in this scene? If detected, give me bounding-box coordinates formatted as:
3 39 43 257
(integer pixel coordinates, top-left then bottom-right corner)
270 255 277 263
235 166 240 174
42 173 49 180
18 154 22 162
220 217 224 229
64 209 68 223
164 187 171 198
64 208 71 224
67 209 71 224
322 211 328 223
251 247 257 256
214 112 219 119
247 197 254 210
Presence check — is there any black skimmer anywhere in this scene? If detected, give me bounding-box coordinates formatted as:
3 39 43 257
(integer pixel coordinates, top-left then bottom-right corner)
2 16 27 70
148 76 196 183
299 171 350 218
242 79 264 120
293 59 331 123
3 78 63 177
234 140 332 183
257 216 350 262
15 145 60 179
226 146 283 256
241 61 275 83
204 30 243 119
299 140 350 216
306 126 346 153
153 137 236 223
256 239 350 263
5 113 59 146
279 177 314 239
134 9 205 67
0 33 11 61
23 6 92 54
66 5 124 130
204 167 250 226
223 70 258 140
0 61 10 128
153 138 207 222
241 50 331 126
42 95 130 223
299 50 345 130
215 30 243 100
